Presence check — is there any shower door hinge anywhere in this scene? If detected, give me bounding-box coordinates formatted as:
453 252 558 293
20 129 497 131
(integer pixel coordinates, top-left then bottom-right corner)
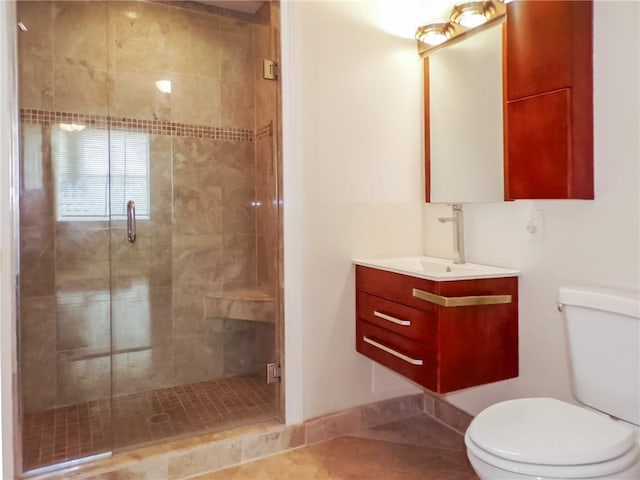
263 59 278 81
266 362 281 384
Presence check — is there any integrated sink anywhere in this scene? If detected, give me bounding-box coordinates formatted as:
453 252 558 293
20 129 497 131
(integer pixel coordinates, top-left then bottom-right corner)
353 256 519 281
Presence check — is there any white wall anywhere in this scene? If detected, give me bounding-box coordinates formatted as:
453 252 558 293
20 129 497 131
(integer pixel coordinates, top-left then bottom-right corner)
425 1 640 415
282 0 428 422
0 1 18 477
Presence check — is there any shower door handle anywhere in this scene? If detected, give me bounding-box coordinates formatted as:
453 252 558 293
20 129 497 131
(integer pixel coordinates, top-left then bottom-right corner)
127 200 136 243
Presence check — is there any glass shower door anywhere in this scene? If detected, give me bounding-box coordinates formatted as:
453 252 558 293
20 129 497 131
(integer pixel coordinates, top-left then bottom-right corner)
17 1 115 471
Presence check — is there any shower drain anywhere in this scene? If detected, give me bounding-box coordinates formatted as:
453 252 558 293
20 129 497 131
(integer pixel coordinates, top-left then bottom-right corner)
147 413 171 425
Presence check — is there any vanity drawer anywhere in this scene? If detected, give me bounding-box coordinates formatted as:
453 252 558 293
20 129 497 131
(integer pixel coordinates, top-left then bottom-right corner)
356 292 436 348
356 266 437 312
356 320 437 391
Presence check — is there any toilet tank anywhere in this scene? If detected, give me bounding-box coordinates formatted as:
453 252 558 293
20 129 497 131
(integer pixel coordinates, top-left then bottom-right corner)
558 286 640 426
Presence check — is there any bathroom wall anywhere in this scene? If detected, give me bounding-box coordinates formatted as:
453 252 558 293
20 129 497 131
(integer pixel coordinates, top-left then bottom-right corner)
283 0 640 424
282 0 426 423
425 1 640 415
17 0 276 412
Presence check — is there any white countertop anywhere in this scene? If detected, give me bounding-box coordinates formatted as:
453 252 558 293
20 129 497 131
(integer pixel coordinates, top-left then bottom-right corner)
353 256 520 282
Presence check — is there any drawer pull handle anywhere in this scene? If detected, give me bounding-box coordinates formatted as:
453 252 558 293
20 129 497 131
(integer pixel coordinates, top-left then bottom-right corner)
413 289 512 307
363 336 423 366
373 310 411 326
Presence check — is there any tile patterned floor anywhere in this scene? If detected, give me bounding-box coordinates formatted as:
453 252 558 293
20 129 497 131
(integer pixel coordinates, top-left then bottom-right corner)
197 415 478 480
23 375 276 472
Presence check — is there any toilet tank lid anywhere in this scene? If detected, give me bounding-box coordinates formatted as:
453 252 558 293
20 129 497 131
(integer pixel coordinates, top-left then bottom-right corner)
558 286 640 318
467 398 637 466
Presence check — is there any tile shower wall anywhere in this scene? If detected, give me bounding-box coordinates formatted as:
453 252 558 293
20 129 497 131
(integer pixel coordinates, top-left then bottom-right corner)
18 1 277 413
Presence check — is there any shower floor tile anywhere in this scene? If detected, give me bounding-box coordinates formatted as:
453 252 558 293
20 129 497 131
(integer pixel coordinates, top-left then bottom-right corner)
22 375 276 472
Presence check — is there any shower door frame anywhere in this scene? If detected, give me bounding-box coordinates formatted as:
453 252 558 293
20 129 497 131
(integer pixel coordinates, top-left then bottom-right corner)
8 0 287 474
1 1 21 477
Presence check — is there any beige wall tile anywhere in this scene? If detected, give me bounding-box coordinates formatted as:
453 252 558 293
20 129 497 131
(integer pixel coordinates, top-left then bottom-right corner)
111 2 173 74
255 135 275 187
360 394 425 429
172 234 223 295
240 425 305 463
17 1 54 109
21 295 57 359
256 234 277 297
52 1 108 71
54 64 108 115
109 71 171 120
112 287 172 351
20 224 55 298
222 187 256 235
219 17 255 130
174 184 223 235
172 331 223 385
433 397 473 434
424 392 435 416
180 13 223 79
170 74 222 126
84 457 169 480
168 439 242 479
222 319 260 376
204 296 275 324
306 408 362 445
217 142 255 189
56 354 111 405
255 321 275 364
172 289 206 336
56 299 110 352
55 260 110 294
22 351 57 412
112 346 174 396
21 296 58 411
173 137 223 187
150 135 174 226
19 56 54 110
222 234 256 287
56 222 110 263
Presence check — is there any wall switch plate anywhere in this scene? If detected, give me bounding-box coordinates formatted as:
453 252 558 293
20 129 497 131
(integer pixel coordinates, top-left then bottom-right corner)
525 208 544 242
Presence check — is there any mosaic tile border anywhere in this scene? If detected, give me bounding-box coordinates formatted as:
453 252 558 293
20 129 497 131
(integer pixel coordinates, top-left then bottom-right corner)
255 122 273 140
20 109 254 143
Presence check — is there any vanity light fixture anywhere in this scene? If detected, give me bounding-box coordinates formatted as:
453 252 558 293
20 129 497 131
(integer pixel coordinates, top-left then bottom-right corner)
416 23 455 46
450 2 496 29
415 0 506 57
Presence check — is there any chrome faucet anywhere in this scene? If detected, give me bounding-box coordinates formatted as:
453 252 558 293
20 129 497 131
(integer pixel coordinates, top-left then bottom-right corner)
438 203 465 264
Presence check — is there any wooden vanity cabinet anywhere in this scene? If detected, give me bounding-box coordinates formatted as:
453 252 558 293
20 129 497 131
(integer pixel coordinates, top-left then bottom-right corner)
504 0 593 200
355 266 518 393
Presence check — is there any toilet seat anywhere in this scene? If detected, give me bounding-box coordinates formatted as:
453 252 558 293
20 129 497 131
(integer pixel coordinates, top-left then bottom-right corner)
465 397 639 478
466 433 639 478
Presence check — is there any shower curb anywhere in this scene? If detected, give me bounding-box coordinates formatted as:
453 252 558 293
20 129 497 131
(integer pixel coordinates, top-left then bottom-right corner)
22 392 467 480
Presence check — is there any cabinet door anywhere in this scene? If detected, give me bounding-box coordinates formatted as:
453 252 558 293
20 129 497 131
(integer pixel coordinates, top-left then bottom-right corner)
505 89 571 199
504 0 593 200
505 1 573 100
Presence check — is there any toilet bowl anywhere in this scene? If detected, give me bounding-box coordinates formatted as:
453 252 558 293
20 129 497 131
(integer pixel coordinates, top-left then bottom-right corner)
465 397 640 480
464 286 640 480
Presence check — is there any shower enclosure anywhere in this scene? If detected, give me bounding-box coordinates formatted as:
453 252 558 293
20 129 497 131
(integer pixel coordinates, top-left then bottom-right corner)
16 0 281 472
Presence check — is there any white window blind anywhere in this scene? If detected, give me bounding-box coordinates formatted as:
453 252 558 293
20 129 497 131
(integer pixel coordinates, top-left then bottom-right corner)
52 127 150 221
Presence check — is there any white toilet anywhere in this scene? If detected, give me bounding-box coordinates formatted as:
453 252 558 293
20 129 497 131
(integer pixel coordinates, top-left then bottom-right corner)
465 285 640 480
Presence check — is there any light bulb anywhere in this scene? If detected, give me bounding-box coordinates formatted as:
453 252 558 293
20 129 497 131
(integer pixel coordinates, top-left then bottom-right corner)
458 12 488 28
